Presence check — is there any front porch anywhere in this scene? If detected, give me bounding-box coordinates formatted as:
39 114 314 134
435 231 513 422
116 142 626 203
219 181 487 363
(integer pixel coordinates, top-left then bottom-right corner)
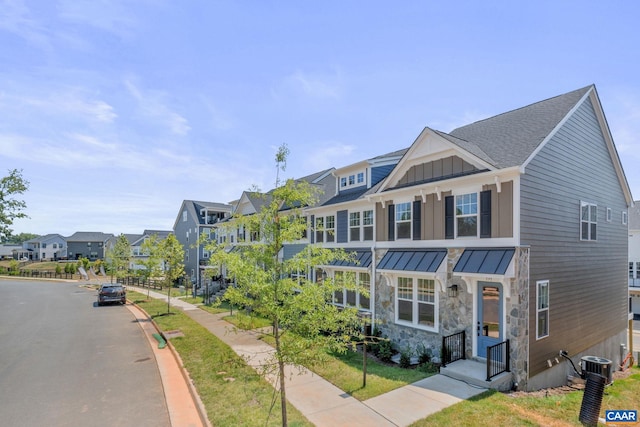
440 331 513 391
440 358 513 391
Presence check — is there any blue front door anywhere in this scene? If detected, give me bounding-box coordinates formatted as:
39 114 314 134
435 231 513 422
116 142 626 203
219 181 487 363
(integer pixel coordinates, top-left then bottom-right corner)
477 282 502 358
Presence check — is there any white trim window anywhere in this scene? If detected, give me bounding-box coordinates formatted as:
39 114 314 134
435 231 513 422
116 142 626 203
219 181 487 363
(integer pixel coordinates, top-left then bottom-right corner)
315 217 324 243
325 215 335 242
623 211 628 225
580 201 597 241
350 212 361 241
456 193 478 237
395 202 412 239
333 271 371 311
339 170 367 189
363 210 374 241
536 280 549 339
396 276 437 330
606 207 612 222
350 210 374 242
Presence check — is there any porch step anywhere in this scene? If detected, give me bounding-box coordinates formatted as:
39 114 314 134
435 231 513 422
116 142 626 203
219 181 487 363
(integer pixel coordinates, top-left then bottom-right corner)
440 359 513 391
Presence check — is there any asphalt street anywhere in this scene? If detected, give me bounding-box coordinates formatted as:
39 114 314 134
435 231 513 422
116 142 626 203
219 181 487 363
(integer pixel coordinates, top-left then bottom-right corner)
0 279 170 427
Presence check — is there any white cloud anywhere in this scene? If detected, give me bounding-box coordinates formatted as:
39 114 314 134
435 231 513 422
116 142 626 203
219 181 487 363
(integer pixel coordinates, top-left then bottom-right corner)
303 142 356 171
273 68 344 101
124 78 191 136
57 0 141 39
0 0 52 51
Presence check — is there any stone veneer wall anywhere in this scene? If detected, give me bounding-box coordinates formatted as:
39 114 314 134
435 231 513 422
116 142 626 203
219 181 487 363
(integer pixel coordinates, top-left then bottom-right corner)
507 246 530 390
373 248 473 360
373 245 531 389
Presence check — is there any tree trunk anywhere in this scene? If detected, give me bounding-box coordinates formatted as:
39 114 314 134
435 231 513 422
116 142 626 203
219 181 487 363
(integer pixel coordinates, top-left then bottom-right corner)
274 320 288 427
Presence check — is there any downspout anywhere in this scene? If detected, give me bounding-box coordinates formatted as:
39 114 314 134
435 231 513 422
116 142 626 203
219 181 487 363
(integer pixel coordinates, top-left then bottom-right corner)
371 245 376 329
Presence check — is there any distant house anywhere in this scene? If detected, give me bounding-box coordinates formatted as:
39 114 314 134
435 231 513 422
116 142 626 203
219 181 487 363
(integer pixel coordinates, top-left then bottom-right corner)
66 232 114 260
629 202 640 314
304 85 631 391
173 200 232 288
21 234 67 261
125 229 173 271
0 244 22 260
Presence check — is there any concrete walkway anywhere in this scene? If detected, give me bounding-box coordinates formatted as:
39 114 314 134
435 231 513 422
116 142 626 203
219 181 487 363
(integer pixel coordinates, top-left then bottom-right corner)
134 288 487 427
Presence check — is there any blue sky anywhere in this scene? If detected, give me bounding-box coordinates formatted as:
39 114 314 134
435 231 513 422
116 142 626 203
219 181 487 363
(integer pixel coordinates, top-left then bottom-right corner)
2 1 639 237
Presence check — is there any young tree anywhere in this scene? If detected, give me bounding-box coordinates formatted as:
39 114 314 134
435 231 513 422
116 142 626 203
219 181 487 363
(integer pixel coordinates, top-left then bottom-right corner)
160 233 185 313
138 234 165 298
106 234 132 283
0 169 29 241
207 146 362 427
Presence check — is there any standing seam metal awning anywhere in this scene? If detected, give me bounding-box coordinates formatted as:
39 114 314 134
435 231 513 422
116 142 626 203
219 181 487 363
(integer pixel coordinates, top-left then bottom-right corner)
329 249 372 268
377 249 447 272
453 248 515 275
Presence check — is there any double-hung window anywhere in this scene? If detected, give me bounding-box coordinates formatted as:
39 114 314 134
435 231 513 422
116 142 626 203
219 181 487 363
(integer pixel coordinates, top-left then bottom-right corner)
325 215 335 242
350 212 361 241
396 202 412 239
363 210 374 241
456 193 478 237
536 280 549 339
315 217 324 243
396 277 436 329
357 172 364 184
333 271 371 310
580 201 597 241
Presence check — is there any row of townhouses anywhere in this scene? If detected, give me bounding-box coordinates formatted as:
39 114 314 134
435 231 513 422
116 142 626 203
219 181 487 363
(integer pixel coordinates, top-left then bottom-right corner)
3 231 172 272
177 85 635 392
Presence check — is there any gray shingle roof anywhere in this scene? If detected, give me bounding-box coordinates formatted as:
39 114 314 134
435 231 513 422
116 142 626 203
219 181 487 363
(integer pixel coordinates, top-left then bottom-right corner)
448 86 592 168
66 232 114 242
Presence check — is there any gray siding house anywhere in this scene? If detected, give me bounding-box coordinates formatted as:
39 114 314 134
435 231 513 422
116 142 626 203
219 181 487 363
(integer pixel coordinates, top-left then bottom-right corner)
173 200 232 288
306 85 632 391
66 232 114 260
125 229 173 271
22 234 67 261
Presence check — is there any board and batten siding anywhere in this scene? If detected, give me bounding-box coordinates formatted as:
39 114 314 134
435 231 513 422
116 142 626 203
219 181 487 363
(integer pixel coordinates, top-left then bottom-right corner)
520 97 628 377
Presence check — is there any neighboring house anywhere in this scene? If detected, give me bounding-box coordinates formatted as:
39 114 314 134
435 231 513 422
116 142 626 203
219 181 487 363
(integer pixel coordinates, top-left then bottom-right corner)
0 244 22 260
217 168 337 266
126 229 173 271
173 200 232 287
629 201 640 314
66 232 114 260
21 234 67 261
305 85 631 391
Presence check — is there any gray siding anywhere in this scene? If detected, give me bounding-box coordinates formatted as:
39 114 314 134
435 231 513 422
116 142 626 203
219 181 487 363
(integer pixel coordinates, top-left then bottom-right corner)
520 97 628 377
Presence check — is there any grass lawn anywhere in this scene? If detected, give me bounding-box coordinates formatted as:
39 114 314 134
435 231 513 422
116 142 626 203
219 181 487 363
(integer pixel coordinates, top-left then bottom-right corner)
311 348 434 400
129 291 312 427
411 367 640 427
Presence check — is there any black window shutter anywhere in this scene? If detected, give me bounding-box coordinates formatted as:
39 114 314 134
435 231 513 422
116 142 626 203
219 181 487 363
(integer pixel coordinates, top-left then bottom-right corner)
388 204 395 241
413 200 421 240
310 215 315 243
480 190 492 238
445 196 454 239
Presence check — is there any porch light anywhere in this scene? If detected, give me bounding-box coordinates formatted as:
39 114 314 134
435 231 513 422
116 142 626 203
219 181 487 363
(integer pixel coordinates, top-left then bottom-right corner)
448 284 458 298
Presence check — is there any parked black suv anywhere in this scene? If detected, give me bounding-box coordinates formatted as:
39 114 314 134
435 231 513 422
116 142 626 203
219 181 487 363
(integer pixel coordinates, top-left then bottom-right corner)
97 284 127 306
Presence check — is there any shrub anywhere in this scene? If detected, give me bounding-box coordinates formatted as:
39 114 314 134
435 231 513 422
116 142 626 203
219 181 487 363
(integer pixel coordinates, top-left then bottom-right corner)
399 346 412 368
416 343 431 365
55 264 62 274
377 339 394 363
417 361 438 374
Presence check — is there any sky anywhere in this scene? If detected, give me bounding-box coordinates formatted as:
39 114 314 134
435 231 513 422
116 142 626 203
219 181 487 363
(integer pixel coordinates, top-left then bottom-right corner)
2 1 640 238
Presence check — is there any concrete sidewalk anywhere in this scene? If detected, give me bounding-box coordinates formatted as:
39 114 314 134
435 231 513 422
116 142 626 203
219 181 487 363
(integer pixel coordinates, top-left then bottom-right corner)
134 288 487 427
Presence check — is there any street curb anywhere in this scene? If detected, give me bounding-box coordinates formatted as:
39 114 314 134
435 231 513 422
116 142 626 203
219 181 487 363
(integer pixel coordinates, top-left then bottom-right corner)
129 300 212 427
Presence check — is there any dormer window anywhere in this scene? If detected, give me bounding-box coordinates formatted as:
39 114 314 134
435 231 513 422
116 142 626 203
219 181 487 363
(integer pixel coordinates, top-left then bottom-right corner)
339 170 366 189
